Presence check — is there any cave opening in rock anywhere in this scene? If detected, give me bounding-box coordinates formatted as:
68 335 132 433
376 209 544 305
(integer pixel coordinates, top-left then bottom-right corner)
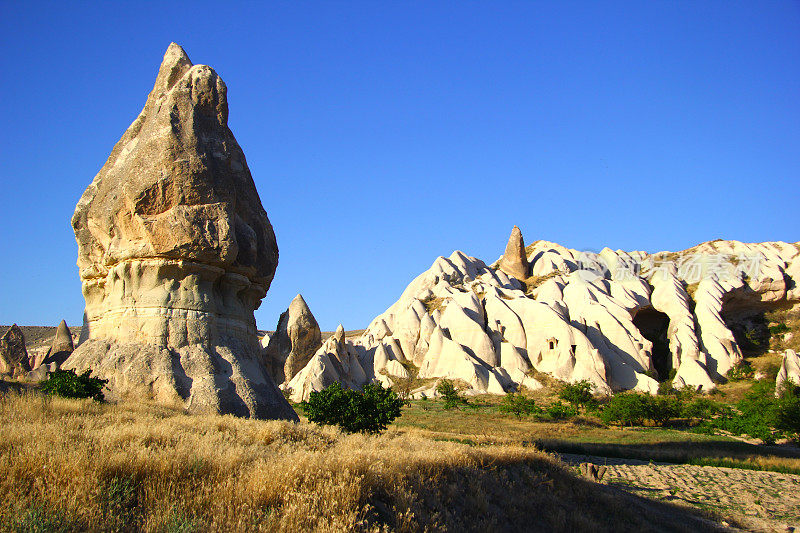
633 307 671 380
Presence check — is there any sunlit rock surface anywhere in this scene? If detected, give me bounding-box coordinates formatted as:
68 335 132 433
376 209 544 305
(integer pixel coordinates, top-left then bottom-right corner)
65 43 296 420
290 231 800 400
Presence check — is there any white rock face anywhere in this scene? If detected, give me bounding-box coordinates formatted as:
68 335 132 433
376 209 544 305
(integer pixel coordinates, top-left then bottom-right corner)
673 357 716 392
776 349 800 395
288 235 800 400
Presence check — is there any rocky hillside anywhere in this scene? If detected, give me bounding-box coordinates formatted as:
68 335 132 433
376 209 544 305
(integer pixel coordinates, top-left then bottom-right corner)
287 231 800 401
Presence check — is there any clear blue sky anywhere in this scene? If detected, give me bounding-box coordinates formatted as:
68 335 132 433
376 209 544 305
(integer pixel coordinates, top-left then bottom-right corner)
0 1 798 331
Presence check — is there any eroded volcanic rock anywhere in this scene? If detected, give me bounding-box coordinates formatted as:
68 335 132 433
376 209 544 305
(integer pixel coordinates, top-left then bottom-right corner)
498 225 529 280
262 294 322 385
65 43 296 420
0 325 30 377
288 233 800 400
41 320 74 368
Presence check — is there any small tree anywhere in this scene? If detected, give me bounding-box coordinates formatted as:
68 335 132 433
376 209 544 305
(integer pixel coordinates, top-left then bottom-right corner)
436 379 468 410
600 393 682 427
40 369 108 401
300 382 403 434
391 362 419 400
776 384 800 438
498 393 541 419
558 380 597 411
544 401 578 420
599 394 650 426
681 397 723 420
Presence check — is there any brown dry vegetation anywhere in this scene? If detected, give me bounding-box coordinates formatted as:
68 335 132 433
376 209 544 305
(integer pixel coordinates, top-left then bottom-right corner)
0 391 728 533
420 295 447 314
521 272 560 294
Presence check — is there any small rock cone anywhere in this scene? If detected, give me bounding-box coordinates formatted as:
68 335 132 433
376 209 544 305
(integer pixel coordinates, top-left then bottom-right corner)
498 225 529 280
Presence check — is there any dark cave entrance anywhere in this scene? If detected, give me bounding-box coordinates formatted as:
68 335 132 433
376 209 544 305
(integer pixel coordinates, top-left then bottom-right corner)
633 307 672 380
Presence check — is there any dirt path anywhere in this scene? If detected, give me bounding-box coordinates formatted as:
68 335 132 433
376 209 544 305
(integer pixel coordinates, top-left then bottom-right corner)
559 453 800 532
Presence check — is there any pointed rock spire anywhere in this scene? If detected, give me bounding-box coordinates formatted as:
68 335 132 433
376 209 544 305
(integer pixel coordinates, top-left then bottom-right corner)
66 43 294 420
498 225 529 280
263 294 322 384
333 324 345 344
42 320 74 368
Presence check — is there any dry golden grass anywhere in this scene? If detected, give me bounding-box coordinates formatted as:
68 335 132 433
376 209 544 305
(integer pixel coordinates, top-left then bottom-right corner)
420 295 446 314
521 272 560 294
0 391 727 532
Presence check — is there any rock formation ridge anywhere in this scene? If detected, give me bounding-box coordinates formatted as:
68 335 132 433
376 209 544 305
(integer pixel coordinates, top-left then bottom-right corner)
288 230 800 400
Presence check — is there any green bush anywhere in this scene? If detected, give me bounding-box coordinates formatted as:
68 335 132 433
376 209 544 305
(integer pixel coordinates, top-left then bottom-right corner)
600 394 649 426
681 397 723 420
776 384 800 436
498 393 541 419
727 360 754 382
299 382 403 434
657 380 674 396
40 369 108 401
436 379 468 410
599 393 680 426
557 380 597 411
698 380 791 444
648 396 682 425
544 401 578 420
769 323 790 335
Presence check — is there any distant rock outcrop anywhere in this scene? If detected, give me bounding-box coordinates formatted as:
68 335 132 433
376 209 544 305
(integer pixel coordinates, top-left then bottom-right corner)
262 294 322 384
286 325 368 402
40 320 74 368
288 232 800 400
64 43 296 420
0 325 30 377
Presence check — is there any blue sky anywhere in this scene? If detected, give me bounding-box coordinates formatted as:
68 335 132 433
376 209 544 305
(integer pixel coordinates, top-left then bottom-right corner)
0 1 798 331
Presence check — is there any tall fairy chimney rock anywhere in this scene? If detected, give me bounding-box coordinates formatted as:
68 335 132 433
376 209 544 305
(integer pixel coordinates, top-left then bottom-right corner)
498 225 529 280
65 43 297 420
262 294 323 385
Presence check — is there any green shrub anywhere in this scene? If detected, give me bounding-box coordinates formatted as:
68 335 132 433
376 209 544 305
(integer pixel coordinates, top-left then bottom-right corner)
498 393 542 419
681 397 723 420
651 396 682 425
599 394 649 426
600 393 681 426
299 382 403 434
776 385 800 436
436 379 468 410
769 323 790 335
727 360 754 382
40 369 108 401
543 401 578 420
557 380 597 411
698 380 785 443
657 380 674 396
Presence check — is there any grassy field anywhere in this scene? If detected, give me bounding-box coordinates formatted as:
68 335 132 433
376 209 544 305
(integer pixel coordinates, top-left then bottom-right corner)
393 397 800 475
0 390 733 533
